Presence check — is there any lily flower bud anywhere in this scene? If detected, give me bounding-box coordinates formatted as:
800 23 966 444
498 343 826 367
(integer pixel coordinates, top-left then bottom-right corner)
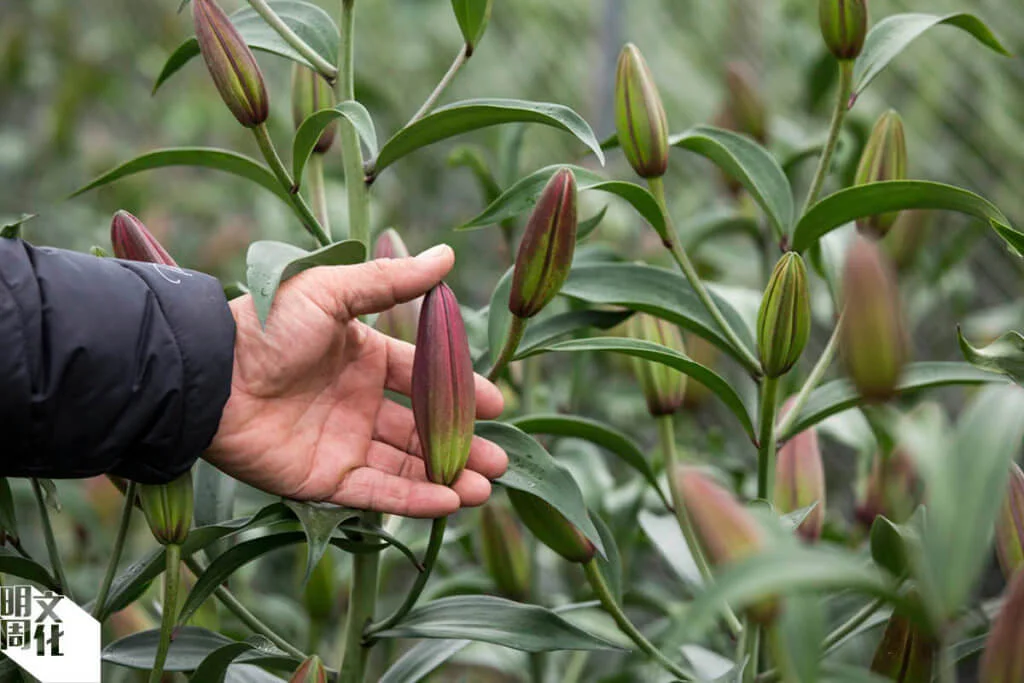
757 252 811 378
855 448 923 526
980 570 1024 682
193 0 269 128
626 313 687 416
291 64 336 154
289 655 328 683
819 0 869 61
884 210 930 271
774 398 826 542
479 502 531 600
373 229 421 344
302 552 337 622
855 111 908 237
412 283 475 486
995 462 1024 582
841 237 908 402
507 489 595 564
725 62 767 143
111 211 177 267
138 472 193 546
615 43 670 178
870 611 936 682
508 168 577 319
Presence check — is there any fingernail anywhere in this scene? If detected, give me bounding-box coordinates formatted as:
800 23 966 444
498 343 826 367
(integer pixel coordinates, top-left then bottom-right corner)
417 244 451 260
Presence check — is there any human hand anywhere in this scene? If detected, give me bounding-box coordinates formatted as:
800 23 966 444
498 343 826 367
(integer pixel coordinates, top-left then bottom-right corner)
205 244 507 518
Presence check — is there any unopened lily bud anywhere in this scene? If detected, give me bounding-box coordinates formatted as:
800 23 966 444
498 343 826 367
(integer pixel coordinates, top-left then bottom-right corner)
980 569 1024 682
193 0 269 128
626 313 687 416
412 283 475 486
373 229 421 344
884 210 930 271
138 471 193 546
479 502 531 600
855 448 923 526
615 43 669 178
289 655 328 683
757 252 811 378
111 211 177 266
291 64 336 154
855 111 908 237
774 398 826 542
725 62 767 144
302 551 337 621
507 489 595 564
870 611 935 682
995 462 1024 582
508 168 577 319
819 0 869 61
841 237 908 402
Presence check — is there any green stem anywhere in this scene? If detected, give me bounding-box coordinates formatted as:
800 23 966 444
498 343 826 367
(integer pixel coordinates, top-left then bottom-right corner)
252 124 330 246
559 651 588 683
800 60 854 215
775 315 842 442
522 356 541 414
364 517 447 639
337 0 371 248
742 617 760 683
487 315 527 382
823 597 885 653
31 480 73 602
407 45 469 126
92 481 137 619
339 510 382 683
307 153 332 239
583 560 691 681
531 651 547 683
648 176 762 378
148 544 181 683
246 0 338 82
658 415 742 636
757 375 780 501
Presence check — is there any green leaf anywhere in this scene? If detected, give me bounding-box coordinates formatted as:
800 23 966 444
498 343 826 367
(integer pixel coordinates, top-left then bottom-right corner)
246 239 366 326
680 210 761 252
577 206 608 240
154 1 340 92
509 413 671 509
869 514 920 578
190 643 260 683
371 99 605 176
71 148 289 206
0 479 18 542
957 328 1024 385
0 548 59 591
593 513 623 604
516 309 632 358
371 595 624 652
638 510 702 586
852 13 1011 100
293 101 377 186
283 501 350 586
790 181 1018 254
670 126 794 239
104 627 234 671
450 0 491 50
0 213 35 239
485 267 514 371
523 337 756 441
379 639 471 683
480 421 605 557
779 362 1007 441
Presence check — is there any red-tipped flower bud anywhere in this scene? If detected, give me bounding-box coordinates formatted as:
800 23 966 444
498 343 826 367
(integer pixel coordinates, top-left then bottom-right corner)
841 237 908 402
111 211 177 266
626 313 687 416
479 502 531 600
996 462 1024 582
855 448 923 526
724 62 767 144
615 43 670 179
870 611 936 682
508 168 577 319
373 229 421 344
757 252 811 378
774 398 826 542
193 0 269 128
819 0 869 61
855 111 908 237
138 472 193 546
412 283 475 486
289 655 328 683
507 489 595 564
980 570 1024 682
291 64 336 154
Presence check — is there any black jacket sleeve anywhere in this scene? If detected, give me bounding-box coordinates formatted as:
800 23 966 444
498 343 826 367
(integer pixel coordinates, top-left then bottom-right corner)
0 238 235 484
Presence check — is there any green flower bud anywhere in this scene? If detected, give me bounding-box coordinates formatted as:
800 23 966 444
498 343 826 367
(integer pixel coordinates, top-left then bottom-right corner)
883 210 930 271
725 62 767 144
193 0 269 128
289 655 328 683
757 252 811 378
302 551 337 622
507 489 595 564
138 472 193 546
110 211 177 267
855 111 908 237
412 282 475 486
774 398 826 542
870 611 936 682
841 237 908 402
980 569 1024 682
615 43 670 178
479 502 531 600
291 64 336 154
819 0 869 61
996 462 1024 582
373 229 421 344
626 313 687 416
855 448 923 527
508 168 577 319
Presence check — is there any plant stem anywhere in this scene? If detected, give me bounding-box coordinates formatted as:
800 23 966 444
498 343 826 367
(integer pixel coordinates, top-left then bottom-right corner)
582 560 691 681
307 153 332 239
92 481 137 619
252 124 330 246
648 176 762 378
742 617 760 683
364 517 447 640
775 315 842 441
339 510 382 683
406 45 469 126
658 415 742 636
757 375 780 500
31 479 73 602
522 356 541 414
337 0 371 248
559 651 588 683
246 0 338 82
148 543 181 683
800 60 854 214
487 315 527 382
823 596 886 653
